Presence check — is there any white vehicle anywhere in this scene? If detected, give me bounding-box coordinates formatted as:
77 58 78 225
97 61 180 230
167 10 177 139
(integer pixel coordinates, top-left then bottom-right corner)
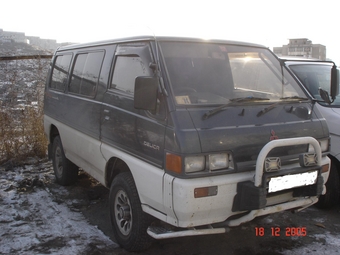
284 59 340 208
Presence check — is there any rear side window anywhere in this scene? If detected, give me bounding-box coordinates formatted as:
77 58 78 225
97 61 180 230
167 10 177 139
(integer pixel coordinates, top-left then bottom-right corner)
69 51 105 97
50 54 72 91
111 55 151 94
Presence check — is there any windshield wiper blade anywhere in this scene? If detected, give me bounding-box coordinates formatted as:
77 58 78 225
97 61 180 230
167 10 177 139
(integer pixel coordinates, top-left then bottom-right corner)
202 97 269 120
229 96 270 102
257 103 278 117
202 103 230 120
280 96 308 101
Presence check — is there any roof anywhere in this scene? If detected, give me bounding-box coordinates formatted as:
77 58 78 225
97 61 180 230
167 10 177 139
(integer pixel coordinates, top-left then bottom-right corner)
278 56 336 66
56 35 266 52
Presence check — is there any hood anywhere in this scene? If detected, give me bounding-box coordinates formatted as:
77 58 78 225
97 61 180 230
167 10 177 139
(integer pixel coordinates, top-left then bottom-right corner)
186 102 328 170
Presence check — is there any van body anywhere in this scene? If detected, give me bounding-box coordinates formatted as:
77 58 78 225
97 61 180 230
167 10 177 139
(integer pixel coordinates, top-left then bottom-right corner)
44 36 331 251
284 60 340 207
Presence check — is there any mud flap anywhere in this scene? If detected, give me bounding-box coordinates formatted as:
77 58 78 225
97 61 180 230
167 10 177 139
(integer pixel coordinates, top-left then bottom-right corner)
232 181 267 212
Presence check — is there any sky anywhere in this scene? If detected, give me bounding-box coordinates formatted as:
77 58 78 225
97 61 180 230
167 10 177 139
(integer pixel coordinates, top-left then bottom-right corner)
1 0 339 65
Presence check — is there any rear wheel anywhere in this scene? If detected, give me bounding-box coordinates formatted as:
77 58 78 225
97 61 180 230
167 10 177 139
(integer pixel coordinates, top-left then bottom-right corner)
109 172 153 251
52 136 78 186
315 163 340 209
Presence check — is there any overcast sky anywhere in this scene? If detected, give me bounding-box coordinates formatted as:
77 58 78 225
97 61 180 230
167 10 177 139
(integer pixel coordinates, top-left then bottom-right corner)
1 0 339 64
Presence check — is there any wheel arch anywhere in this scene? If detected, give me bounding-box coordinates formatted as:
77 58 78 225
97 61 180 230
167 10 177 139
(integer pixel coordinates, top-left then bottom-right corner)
49 125 59 142
315 154 340 208
329 154 340 172
328 154 340 188
105 157 131 188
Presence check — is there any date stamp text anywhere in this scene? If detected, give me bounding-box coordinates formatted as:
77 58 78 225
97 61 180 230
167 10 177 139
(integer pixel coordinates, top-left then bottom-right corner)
255 227 307 237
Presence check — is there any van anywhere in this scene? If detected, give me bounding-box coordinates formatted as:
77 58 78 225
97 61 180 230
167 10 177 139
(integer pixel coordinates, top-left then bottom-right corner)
44 36 333 251
283 59 340 208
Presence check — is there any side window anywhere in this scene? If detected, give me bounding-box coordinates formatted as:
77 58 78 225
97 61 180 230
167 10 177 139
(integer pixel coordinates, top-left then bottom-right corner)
50 54 72 91
69 51 105 97
111 55 151 94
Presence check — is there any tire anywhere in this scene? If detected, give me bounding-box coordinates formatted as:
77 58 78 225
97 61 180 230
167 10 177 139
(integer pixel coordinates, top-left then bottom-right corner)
51 136 78 186
315 163 340 209
109 172 153 251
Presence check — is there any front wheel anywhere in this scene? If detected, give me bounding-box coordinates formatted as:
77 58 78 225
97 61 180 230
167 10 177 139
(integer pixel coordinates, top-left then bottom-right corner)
109 172 153 251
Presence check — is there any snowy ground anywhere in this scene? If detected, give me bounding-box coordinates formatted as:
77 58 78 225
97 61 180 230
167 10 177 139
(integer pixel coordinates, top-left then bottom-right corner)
0 159 118 254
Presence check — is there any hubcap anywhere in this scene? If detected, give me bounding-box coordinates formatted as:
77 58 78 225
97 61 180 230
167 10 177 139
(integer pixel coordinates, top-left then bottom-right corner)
114 190 132 236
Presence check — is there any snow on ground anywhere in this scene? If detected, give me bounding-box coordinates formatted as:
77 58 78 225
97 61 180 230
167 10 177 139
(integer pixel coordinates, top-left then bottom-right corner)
0 159 118 254
282 233 340 255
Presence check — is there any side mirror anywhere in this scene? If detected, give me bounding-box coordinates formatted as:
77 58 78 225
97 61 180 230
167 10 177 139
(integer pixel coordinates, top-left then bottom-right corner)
134 76 159 110
330 65 339 101
319 64 338 104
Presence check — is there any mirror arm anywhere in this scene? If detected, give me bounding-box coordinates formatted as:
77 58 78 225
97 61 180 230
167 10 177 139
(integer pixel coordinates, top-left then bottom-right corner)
149 61 168 96
159 77 168 96
149 62 157 71
319 88 333 105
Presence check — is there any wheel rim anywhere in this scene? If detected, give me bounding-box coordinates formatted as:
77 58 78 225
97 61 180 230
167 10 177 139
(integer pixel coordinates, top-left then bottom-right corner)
55 146 63 178
114 189 132 236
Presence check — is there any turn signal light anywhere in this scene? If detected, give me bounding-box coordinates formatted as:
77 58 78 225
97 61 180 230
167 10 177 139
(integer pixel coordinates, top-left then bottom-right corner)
321 164 329 173
194 186 218 198
166 153 182 174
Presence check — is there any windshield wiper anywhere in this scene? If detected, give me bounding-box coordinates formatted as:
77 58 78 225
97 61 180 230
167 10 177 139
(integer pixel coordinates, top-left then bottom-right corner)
202 97 269 120
280 96 308 101
202 103 230 120
230 96 270 102
257 103 278 117
257 97 309 117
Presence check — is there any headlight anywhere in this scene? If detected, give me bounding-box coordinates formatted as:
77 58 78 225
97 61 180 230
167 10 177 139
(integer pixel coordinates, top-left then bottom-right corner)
185 153 230 173
265 157 281 172
299 153 318 167
209 153 229 170
308 138 329 153
166 152 232 175
320 139 330 152
185 156 205 173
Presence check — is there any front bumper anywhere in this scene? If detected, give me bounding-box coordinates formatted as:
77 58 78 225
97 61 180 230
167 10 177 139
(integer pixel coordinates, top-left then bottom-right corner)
170 137 329 228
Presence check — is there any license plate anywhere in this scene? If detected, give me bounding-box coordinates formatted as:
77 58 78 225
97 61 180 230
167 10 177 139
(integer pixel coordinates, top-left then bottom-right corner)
268 171 318 193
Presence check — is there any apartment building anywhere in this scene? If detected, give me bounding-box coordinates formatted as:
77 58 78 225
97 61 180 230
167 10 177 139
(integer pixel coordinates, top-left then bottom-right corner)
273 38 326 60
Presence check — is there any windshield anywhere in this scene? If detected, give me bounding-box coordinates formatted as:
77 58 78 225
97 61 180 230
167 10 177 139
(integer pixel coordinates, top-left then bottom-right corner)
160 42 307 105
288 64 340 107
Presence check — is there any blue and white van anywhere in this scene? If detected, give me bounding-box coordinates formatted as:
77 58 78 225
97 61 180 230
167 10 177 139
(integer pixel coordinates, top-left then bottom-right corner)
44 36 333 251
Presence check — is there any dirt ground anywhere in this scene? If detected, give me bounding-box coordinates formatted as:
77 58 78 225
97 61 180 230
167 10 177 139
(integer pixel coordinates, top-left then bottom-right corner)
1 159 340 254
